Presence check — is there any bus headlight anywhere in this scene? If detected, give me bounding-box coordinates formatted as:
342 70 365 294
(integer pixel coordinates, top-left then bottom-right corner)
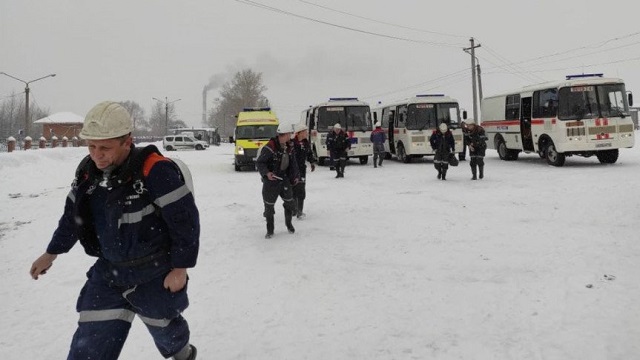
238 147 245 155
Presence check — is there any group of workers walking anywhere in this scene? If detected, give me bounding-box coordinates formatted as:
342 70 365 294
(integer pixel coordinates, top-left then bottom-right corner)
27 100 489 359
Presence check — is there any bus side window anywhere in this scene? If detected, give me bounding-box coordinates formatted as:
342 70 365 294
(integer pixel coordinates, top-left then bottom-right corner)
505 94 520 120
533 89 558 118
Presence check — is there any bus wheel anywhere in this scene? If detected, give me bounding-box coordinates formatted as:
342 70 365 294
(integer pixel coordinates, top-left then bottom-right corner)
397 144 411 163
545 142 565 166
496 138 508 160
596 149 618 164
234 163 241 171
165 145 174 151
359 156 368 165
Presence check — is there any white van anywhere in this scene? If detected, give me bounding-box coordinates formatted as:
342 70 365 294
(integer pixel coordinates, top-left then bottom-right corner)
163 135 209 151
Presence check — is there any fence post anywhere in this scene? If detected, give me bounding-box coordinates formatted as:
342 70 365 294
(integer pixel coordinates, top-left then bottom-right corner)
72 136 79 147
39 136 47 149
62 136 68 148
24 136 32 150
51 135 59 148
7 136 16 153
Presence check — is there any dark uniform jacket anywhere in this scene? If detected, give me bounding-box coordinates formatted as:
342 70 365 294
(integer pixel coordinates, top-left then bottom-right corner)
293 138 316 179
46 145 200 287
465 126 488 157
430 130 455 155
326 130 350 158
256 137 299 184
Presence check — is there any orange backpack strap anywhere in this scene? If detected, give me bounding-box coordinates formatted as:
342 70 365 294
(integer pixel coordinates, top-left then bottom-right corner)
142 152 170 177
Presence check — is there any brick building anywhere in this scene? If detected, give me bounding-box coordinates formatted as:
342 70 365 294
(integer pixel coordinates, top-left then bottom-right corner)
33 112 84 140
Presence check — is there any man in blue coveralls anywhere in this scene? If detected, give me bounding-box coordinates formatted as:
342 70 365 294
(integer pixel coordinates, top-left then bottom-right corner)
30 101 199 360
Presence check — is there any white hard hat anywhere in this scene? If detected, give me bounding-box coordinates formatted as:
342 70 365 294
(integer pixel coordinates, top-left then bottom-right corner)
438 123 448 133
276 124 291 134
295 124 308 133
334 123 342 129
466 119 476 125
80 101 133 140
374 122 381 128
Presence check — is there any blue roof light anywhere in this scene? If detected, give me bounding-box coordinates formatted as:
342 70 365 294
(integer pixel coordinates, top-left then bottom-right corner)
566 73 603 80
329 97 358 101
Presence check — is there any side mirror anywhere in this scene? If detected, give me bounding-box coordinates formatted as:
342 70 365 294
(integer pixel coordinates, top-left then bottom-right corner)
462 110 468 120
628 92 634 107
229 136 235 143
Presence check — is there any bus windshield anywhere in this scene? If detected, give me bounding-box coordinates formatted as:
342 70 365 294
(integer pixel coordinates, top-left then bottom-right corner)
235 125 277 140
317 106 372 132
407 102 460 130
558 83 628 120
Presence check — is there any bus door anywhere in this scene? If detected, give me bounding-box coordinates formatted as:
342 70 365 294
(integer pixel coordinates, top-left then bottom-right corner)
521 97 534 151
386 109 395 153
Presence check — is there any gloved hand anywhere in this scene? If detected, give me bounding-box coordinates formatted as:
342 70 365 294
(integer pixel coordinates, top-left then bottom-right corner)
310 164 316 172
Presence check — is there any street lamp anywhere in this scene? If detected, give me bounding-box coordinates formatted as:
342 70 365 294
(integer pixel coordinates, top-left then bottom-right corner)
153 96 182 135
1 72 56 137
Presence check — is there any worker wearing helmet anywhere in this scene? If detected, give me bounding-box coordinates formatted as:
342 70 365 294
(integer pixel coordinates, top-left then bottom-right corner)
292 123 317 219
429 122 456 180
256 124 300 238
370 122 386 168
464 119 488 180
325 123 351 178
30 101 199 360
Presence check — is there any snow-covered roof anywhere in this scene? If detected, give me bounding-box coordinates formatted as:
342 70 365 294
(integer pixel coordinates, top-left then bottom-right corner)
34 112 84 124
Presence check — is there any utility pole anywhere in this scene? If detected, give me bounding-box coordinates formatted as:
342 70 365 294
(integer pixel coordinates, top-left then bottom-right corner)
464 38 481 120
0 72 56 137
153 97 181 135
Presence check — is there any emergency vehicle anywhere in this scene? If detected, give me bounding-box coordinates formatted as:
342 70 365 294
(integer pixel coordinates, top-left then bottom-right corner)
371 94 465 163
481 74 635 166
231 107 279 171
300 98 373 165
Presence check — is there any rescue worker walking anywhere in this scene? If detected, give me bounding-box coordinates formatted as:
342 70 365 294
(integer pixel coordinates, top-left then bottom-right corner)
292 124 316 219
465 120 488 180
30 101 199 360
256 125 300 238
370 122 386 168
429 123 456 180
325 123 350 178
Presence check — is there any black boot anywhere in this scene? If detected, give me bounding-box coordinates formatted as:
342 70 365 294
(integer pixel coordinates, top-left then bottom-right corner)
471 166 477 180
441 168 447 181
173 344 197 360
378 158 383 167
479 165 484 179
285 209 295 234
297 199 306 219
265 215 274 238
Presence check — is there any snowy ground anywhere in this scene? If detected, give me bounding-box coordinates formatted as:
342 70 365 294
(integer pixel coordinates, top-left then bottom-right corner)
1 137 639 359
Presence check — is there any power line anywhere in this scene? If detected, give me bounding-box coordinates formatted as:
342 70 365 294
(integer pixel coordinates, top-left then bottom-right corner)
235 0 462 47
361 68 471 102
296 0 468 39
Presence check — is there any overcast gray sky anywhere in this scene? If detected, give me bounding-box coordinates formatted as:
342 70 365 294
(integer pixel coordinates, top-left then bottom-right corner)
2 0 639 128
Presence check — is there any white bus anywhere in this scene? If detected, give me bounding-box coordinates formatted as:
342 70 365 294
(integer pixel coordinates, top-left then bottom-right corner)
371 94 465 163
300 98 373 165
481 74 635 166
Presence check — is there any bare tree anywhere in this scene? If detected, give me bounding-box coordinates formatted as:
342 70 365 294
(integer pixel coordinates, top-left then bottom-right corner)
119 100 148 135
206 69 269 138
0 93 48 139
149 102 186 136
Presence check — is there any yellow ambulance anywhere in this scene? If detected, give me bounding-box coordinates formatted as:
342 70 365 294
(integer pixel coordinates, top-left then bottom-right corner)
232 107 279 171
